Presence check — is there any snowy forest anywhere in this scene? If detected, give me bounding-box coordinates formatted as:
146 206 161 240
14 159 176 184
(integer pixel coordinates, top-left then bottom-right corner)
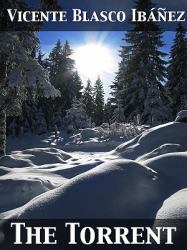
1 0 187 236
3 12 187 153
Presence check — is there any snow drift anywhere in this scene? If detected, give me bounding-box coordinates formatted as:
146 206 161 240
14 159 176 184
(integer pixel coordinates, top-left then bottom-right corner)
11 160 160 219
156 188 187 219
144 152 187 195
0 119 187 219
0 178 54 213
114 122 187 160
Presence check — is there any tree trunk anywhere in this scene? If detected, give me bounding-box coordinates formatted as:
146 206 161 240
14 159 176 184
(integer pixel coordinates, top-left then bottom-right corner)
0 52 8 157
0 110 6 157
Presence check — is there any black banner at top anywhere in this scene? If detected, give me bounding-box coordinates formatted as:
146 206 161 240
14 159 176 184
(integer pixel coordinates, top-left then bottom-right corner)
0 0 187 31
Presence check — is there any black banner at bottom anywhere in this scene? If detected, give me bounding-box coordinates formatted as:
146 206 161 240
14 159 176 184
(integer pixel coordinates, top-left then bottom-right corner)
0 219 187 250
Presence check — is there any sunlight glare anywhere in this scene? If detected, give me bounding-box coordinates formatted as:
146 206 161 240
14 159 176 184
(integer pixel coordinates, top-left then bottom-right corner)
73 43 114 79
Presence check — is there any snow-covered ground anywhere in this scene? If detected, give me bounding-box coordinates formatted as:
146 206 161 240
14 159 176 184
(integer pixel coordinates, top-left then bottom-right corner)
0 119 187 219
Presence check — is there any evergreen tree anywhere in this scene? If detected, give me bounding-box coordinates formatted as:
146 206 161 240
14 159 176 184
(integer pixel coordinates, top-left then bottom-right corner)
73 71 83 99
82 79 95 121
167 24 187 116
143 82 171 125
112 0 170 124
9 46 56 135
37 50 44 66
17 39 83 133
36 47 58 131
60 40 77 109
0 1 60 156
48 40 81 112
48 39 64 87
47 40 71 125
110 52 128 108
93 77 105 126
37 49 49 69
20 98 47 135
65 98 91 132
104 98 115 124
113 102 125 123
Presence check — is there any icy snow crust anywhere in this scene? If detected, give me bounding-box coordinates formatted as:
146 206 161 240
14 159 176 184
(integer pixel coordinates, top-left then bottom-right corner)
0 121 187 219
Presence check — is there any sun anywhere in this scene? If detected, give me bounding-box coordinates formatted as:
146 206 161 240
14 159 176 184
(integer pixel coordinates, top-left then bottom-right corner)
73 43 114 80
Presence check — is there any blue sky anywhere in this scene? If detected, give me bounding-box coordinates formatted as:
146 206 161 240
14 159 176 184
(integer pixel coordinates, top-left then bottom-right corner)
31 0 186 98
38 31 175 99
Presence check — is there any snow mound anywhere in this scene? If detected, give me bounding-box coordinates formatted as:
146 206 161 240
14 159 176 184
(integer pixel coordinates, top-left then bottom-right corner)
64 123 146 152
12 160 160 219
153 190 187 247
0 178 54 213
0 148 72 168
137 143 182 161
50 161 103 179
114 122 187 160
175 110 187 122
80 128 99 140
22 148 71 165
144 152 187 195
156 189 187 219
0 155 33 168
1 121 187 219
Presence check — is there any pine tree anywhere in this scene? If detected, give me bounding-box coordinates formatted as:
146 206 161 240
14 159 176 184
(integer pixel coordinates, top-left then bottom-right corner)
167 24 187 117
110 51 128 108
49 40 80 112
73 71 83 99
82 79 95 121
48 39 64 87
93 77 105 126
19 96 48 135
0 0 60 156
8 46 56 136
37 49 49 69
65 98 90 132
39 41 83 131
0 32 59 156
112 0 170 124
47 40 69 125
143 82 171 125
113 102 125 123
60 40 77 109
104 98 115 124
